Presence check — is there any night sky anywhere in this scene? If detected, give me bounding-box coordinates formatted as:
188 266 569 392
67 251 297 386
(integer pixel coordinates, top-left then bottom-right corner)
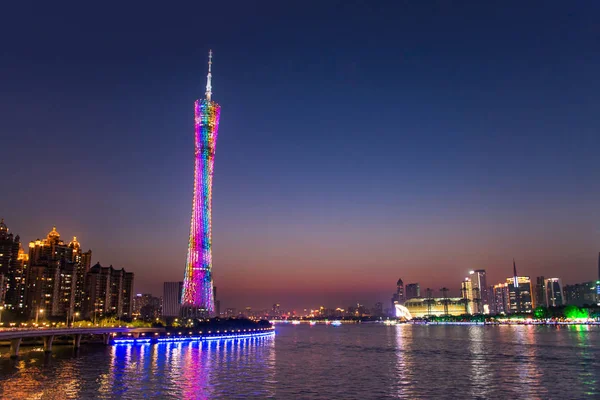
2 2 599 310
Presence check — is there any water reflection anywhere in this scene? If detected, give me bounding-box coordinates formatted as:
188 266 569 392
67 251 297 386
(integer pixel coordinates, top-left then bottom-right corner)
570 325 598 396
1 326 599 399
393 324 412 398
467 326 490 398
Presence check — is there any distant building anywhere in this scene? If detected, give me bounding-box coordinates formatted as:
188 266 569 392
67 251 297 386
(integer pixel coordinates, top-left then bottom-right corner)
391 278 405 309
372 302 384 316
564 282 597 306
597 253 600 305
534 276 546 307
404 297 466 317
225 308 236 317
461 277 473 314
133 293 161 320
544 278 564 307
499 260 534 314
405 283 420 300
507 276 533 314
0 219 28 313
69 236 92 314
469 269 488 313
84 262 134 320
271 303 281 317
26 226 77 318
162 281 183 317
491 283 510 314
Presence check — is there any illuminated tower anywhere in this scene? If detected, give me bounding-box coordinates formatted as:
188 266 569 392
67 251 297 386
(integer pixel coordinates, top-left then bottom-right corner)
181 50 221 317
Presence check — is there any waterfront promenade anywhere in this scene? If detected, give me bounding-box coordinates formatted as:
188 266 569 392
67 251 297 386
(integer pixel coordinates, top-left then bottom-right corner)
0 327 165 357
0 325 276 357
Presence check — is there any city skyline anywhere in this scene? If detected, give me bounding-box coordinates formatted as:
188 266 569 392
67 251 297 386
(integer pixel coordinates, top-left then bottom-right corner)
2 2 600 310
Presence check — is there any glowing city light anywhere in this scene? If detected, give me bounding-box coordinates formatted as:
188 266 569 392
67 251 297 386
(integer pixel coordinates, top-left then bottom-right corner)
181 51 221 316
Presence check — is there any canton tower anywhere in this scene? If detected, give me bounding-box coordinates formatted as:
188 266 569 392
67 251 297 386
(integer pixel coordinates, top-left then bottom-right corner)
181 50 221 317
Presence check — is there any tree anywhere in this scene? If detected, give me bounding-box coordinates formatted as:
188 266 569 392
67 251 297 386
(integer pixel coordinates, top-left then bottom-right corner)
533 306 549 319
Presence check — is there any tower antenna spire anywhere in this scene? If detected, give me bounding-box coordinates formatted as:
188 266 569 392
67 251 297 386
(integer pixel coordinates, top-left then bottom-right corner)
205 49 213 101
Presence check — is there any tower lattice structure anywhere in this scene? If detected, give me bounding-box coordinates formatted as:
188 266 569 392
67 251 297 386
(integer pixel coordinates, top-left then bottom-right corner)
181 50 220 317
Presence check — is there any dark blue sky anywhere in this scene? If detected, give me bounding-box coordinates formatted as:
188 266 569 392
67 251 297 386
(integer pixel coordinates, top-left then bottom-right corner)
1 1 599 309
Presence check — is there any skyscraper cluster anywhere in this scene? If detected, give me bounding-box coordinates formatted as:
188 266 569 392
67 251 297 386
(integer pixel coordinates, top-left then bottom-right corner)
393 257 600 318
0 219 134 321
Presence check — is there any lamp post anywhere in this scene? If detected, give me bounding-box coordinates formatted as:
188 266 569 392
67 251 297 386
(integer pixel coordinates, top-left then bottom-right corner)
73 311 80 327
35 308 44 324
0 305 4 325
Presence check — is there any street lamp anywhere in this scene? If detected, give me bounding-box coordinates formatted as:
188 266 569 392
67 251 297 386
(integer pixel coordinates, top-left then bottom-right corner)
73 311 80 326
35 308 44 324
0 305 4 325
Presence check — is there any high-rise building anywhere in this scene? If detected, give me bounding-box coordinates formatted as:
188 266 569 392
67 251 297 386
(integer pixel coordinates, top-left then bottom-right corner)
181 50 221 318
84 263 134 320
461 278 474 314
69 236 92 313
534 276 546 307
507 277 533 314
163 281 183 317
391 278 405 309
469 269 488 313
544 278 564 307
0 219 28 312
597 253 600 305
504 260 533 313
405 283 420 300
491 283 510 314
26 226 76 318
564 282 597 306
133 293 161 320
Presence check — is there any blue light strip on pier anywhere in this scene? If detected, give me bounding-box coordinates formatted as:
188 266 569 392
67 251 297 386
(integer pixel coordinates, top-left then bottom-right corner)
112 330 275 345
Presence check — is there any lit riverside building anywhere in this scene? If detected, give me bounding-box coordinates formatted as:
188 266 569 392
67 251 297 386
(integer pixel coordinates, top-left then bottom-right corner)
181 50 221 318
26 226 86 319
0 219 28 313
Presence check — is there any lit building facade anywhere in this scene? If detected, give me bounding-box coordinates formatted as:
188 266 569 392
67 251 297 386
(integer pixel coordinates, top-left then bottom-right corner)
544 278 564 307
564 281 597 306
0 219 28 312
181 50 221 318
491 283 510 314
26 227 77 318
461 277 474 314
469 269 488 313
404 297 466 318
84 262 134 320
69 236 92 313
507 277 533 313
534 276 546 307
133 293 161 320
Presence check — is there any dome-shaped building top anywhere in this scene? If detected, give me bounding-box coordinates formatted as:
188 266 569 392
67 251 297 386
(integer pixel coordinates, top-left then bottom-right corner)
47 226 60 239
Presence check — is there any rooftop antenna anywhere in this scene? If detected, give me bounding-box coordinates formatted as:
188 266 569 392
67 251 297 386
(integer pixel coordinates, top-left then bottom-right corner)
205 50 213 101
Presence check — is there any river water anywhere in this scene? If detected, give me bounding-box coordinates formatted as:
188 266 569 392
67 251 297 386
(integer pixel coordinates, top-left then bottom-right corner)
0 324 598 399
